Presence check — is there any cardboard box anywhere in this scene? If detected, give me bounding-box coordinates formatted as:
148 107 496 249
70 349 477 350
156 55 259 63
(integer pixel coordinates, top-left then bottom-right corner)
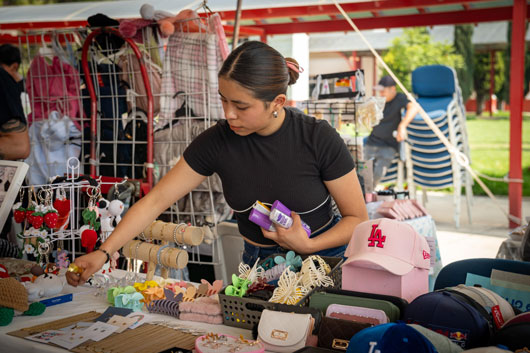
342 265 429 303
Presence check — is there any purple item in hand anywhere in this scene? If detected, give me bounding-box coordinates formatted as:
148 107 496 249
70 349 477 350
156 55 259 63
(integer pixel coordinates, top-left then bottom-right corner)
270 200 311 237
249 208 276 232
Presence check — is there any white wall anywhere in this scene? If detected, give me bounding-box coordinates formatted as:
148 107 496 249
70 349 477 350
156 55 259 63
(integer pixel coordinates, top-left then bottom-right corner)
268 34 310 101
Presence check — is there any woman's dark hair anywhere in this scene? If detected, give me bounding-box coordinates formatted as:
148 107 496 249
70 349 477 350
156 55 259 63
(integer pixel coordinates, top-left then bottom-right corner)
218 41 300 102
0 44 21 66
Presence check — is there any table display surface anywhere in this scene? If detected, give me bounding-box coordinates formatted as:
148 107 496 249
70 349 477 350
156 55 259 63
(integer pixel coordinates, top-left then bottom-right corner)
0 269 254 353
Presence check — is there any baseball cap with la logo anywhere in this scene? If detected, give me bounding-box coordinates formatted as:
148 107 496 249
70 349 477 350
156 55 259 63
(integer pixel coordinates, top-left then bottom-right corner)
343 218 431 275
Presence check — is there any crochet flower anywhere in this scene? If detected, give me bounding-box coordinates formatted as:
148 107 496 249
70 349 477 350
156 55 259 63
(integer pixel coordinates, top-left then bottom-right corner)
24 244 34 255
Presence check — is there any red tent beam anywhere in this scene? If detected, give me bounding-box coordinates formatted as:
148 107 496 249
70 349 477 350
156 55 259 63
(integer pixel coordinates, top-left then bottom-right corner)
508 0 526 228
0 20 261 38
0 20 87 30
217 0 497 21
250 6 529 35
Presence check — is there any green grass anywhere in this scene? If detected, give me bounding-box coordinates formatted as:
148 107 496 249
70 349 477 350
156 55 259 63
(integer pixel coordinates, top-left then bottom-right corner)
465 112 530 196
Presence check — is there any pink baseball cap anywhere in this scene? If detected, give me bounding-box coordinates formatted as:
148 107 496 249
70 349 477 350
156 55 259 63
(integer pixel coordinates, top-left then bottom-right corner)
343 218 431 275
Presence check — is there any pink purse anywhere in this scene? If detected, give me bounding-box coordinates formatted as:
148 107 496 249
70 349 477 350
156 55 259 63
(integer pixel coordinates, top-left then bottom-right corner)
326 304 388 325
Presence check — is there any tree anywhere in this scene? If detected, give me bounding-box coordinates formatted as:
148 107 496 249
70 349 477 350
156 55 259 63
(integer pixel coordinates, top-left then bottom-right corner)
454 25 474 102
473 51 506 116
500 22 530 105
382 27 464 92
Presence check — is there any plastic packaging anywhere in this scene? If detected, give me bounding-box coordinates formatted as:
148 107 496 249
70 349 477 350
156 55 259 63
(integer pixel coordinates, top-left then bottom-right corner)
249 208 276 232
270 200 311 237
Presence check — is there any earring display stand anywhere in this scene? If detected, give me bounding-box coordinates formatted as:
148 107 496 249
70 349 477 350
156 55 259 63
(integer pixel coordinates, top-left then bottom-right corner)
143 220 204 246
123 239 189 281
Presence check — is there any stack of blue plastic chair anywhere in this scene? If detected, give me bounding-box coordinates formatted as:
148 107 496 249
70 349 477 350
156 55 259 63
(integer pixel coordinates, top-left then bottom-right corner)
406 65 473 227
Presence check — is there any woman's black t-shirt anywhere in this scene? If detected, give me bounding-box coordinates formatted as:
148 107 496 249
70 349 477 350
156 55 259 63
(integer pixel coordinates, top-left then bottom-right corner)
183 107 355 245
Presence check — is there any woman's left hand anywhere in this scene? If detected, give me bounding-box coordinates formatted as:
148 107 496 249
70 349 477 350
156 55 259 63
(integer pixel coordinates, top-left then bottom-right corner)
262 212 313 254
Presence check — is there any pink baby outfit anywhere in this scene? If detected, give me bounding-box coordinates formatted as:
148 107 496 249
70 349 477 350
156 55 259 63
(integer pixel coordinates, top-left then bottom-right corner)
26 55 82 130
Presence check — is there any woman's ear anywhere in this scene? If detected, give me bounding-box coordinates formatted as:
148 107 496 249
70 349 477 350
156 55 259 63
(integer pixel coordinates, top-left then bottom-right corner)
272 94 286 110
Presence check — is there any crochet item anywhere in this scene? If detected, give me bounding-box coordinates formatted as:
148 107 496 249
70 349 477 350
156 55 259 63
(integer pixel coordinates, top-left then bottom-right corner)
0 277 29 312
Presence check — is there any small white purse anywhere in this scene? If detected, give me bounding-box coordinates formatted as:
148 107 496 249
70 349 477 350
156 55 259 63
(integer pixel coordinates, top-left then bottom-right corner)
257 309 312 353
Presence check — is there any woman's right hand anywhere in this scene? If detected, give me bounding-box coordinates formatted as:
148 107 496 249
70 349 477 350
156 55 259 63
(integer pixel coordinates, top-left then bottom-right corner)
65 250 108 287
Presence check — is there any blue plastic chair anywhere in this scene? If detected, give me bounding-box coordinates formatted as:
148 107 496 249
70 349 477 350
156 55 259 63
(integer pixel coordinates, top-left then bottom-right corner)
406 65 473 227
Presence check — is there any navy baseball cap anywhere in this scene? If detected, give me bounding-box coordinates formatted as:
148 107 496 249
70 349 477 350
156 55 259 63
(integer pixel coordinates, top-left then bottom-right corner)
374 75 396 90
403 291 491 349
346 322 437 353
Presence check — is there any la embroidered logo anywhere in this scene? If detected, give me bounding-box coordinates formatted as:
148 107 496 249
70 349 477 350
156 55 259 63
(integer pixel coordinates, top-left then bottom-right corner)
423 250 431 260
368 224 386 248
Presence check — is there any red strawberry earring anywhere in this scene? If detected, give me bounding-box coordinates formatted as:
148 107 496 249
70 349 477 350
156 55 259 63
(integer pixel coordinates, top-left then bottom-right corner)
42 188 59 230
80 186 101 253
12 188 26 224
53 187 71 231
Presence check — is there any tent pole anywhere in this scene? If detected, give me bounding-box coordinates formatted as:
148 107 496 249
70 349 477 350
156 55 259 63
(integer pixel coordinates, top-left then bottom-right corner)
508 0 526 228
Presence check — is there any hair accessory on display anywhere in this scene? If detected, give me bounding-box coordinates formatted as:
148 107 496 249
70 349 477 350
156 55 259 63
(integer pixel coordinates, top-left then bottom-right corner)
146 288 183 318
107 286 136 305
225 274 251 297
274 251 303 271
114 292 145 312
259 258 275 271
179 297 224 325
200 279 224 296
182 285 197 302
133 280 159 292
238 258 264 283
263 262 287 283
141 286 165 305
269 268 308 305
299 256 334 289
246 278 275 294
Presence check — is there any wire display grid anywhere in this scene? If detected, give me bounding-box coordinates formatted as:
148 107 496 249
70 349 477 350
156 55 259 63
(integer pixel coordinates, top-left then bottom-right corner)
17 15 228 269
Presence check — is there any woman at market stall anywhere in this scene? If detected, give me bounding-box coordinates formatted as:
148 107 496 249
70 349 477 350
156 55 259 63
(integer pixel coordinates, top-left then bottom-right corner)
66 41 368 287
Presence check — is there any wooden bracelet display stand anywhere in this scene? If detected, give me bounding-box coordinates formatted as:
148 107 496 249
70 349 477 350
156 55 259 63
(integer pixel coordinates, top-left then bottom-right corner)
122 221 204 281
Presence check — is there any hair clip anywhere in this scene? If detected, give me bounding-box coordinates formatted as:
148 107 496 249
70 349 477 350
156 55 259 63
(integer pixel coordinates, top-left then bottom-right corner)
247 278 275 294
134 280 159 292
305 255 331 274
269 268 308 305
259 258 275 271
107 285 136 305
286 60 304 74
238 258 264 283
141 287 165 305
274 251 302 271
225 274 251 297
300 257 334 289
182 285 197 302
200 279 223 296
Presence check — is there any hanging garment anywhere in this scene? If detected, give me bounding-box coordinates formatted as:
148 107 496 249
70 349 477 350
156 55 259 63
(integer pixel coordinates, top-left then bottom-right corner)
80 63 131 177
26 55 82 131
154 120 230 224
118 52 162 117
159 31 224 129
25 111 81 185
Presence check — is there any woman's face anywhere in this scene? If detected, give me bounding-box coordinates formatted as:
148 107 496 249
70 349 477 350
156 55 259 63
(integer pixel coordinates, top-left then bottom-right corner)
218 77 280 136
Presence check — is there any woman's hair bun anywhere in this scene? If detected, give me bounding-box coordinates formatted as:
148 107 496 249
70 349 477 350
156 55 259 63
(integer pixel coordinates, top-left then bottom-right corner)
285 57 300 86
